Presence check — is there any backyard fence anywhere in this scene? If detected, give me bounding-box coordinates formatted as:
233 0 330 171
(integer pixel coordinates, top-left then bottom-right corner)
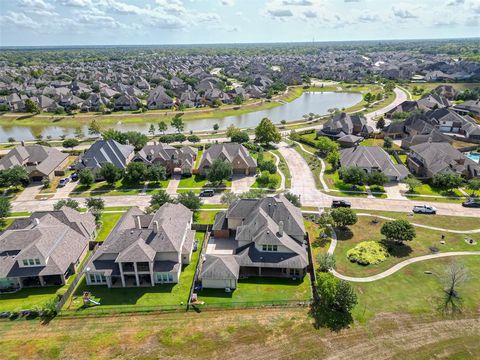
189 299 312 311
305 232 320 303
56 243 99 313
187 228 210 309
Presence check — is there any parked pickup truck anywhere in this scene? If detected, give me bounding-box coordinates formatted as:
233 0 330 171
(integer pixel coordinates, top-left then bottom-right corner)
332 200 352 208
412 205 437 214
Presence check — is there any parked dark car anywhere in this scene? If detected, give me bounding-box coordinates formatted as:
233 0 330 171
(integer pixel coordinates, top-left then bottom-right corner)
332 200 351 208
462 200 480 208
70 173 79 181
199 189 215 197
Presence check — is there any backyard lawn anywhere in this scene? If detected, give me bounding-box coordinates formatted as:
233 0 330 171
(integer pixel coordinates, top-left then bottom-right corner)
333 216 480 278
63 232 205 313
197 276 311 307
0 286 61 312
196 210 218 225
95 212 125 242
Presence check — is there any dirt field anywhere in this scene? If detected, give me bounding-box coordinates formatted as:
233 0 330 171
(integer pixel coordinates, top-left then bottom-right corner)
0 309 478 359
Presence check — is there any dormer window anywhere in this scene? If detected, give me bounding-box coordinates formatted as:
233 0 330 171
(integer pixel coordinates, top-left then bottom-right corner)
22 258 41 266
262 245 278 252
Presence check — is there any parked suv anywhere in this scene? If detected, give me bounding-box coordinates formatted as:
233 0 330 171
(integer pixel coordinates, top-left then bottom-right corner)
58 178 70 187
199 189 215 197
412 205 437 214
332 200 351 208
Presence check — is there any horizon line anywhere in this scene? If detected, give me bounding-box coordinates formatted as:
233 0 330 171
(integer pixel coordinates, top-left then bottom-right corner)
1 36 479 49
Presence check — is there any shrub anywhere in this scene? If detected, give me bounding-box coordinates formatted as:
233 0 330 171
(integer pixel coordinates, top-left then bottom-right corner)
317 253 336 272
346 241 389 265
256 171 279 189
258 159 277 174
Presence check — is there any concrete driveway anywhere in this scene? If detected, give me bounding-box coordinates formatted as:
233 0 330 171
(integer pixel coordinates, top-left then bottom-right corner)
14 183 43 202
231 175 255 194
166 174 181 195
52 179 78 199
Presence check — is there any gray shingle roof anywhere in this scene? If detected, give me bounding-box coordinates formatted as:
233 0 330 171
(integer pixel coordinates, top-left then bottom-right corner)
0 145 68 176
79 139 134 170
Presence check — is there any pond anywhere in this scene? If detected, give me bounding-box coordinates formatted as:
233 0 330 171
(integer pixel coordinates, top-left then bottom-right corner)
0 91 362 142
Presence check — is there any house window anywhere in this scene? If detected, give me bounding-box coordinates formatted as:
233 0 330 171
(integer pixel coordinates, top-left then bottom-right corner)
29 259 35 266
262 245 278 252
34 259 40 265
23 260 28 266
156 272 174 283
89 273 106 284
22 259 41 266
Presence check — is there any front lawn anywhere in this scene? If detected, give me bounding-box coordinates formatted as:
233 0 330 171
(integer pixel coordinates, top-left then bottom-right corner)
64 232 205 313
197 276 311 307
178 175 231 189
360 138 401 150
323 162 368 197
0 287 61 312
334 216 480 278
72 178 170 197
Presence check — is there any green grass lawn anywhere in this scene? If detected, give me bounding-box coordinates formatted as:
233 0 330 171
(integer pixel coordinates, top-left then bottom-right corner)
305 220 331 272
178 174 231 189
197 276 311 307
323 162 368 197
354 210 480 231
0 286 61 312
272 150 292 189
352 256 480 322
360 138 401 150
196 210 218 225
64 232 205 313
96 212 125 242
334 216 480 278
72 178 170 197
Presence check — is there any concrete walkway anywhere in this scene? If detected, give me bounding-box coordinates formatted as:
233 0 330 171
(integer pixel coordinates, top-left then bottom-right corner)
327 225 480 283
14 183 43 202
166 175 181 195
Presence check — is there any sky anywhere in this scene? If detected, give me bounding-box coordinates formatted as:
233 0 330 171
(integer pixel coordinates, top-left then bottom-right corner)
0 0 479 46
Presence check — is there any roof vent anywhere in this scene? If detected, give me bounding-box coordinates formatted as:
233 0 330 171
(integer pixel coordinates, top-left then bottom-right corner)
278 221 284 237
33 218 40 227
153 221 159 234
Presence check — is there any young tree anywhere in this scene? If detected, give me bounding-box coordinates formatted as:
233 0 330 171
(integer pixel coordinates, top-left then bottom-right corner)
256 171 279 189
333 279 358 313
53 199 79 211
338 166 367 185
258 160 277 174
432 172 463 192
25 99 40 113
213 123 219 132
78 168 95 186
148 124 156 137
376 117 386 130
226 124 240 138
173 133 186 143
367 171 388 186
149 190 173 211
100 163 123 185
326 150 340 169
171 114 185 133
316 253 336 272
255 118 281 145
62 138 79 148
0 166 30 188
187 135 200 143
86 197 105 221
0 197 11 227
316 136 338 155
207 159 232 184
317 272 357 314
158 121 168 134
383 137 393 149
221 192 239 205
231 131 250 144
146 164 167 183
284 192 301 207
177 190 202 212
381 219 416 244
403 176 422 193
466 178 480 196
330 208 358 228
439 262 469 315
88 120 101 136
124 162 148 183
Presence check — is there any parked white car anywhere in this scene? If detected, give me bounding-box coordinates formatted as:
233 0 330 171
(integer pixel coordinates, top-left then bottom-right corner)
412 205 437 214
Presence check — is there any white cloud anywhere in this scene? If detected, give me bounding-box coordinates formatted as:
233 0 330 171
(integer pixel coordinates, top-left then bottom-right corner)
358 13 380 22
220 0 235 5
303 10 317 18
282 0 313 5
17 0 54 9
56 0 92 7
0 11 40 29
268 9 294 17
392 5 418 19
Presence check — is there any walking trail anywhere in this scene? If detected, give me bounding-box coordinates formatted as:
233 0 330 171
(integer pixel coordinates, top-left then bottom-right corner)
326 214 480 283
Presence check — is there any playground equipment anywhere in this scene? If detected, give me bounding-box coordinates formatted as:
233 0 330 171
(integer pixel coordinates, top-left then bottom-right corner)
82 291 100 306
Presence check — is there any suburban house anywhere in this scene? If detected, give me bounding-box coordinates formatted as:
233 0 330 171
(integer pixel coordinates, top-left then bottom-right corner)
76 139 134 178
0 144 69 182
198 194 308 290
452 100 480 120
197 143 256 176
317 112 373 139
340 146 409 181
84 203 195 288
385 100 421 119
407 142 480 179
0 208 96 291
133 143 198 175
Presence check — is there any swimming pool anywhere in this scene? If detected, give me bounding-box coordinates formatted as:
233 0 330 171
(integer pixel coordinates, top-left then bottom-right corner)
467 152 480 163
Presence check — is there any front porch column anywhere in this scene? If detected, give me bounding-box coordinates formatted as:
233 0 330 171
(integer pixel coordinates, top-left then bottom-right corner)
39 276 45 286
107 276 112 288
149 263 155 286
119 262 126 287
133 263 140 287
258 267 262 276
